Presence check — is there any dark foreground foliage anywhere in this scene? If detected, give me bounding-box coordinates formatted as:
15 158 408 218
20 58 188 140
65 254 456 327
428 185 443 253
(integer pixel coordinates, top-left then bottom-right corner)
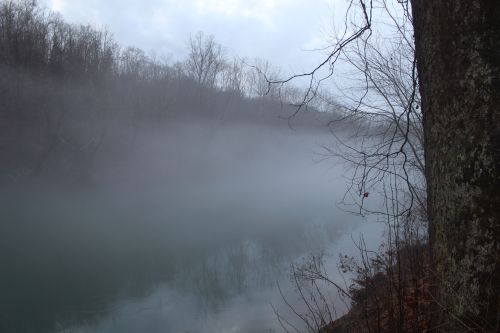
321 243 433 333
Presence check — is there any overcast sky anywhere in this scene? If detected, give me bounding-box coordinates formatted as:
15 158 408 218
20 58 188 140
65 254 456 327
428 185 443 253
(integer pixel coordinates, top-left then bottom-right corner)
39 0 346 74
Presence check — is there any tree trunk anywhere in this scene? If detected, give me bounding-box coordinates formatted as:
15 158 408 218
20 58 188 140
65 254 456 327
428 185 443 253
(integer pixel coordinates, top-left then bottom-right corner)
412 0 500 330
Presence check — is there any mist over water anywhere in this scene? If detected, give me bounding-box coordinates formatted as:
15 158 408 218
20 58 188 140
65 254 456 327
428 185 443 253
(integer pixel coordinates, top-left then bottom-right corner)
0 116 382 333
0 3 388 331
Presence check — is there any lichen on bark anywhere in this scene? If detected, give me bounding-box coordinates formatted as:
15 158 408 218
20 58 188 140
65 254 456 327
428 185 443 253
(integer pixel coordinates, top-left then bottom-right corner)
412 0 500 330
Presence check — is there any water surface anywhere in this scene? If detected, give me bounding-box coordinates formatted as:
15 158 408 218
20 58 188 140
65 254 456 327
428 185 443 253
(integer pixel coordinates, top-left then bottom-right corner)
0 122 379 332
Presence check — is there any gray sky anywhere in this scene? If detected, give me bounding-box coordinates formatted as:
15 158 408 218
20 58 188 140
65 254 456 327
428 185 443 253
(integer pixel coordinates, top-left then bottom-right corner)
40 0 346 74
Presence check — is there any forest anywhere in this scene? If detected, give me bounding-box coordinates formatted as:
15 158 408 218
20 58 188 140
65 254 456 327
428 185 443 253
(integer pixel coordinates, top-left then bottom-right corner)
1 1 499 333
0 0 332 186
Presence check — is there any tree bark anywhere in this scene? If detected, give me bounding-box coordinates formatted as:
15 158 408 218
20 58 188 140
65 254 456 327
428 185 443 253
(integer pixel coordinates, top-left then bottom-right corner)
412 0 500 330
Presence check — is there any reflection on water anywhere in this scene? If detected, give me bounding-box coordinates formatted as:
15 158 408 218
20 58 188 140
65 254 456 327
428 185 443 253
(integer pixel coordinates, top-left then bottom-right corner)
0 124 368 333
1 189 352 333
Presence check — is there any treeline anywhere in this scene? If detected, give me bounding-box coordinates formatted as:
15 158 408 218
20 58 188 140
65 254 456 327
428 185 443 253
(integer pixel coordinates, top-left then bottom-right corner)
0 0 332 184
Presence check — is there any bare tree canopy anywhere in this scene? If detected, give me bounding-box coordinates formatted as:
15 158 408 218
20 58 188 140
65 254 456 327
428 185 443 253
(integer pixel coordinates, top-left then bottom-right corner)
185 31 225 88
269 0 499 331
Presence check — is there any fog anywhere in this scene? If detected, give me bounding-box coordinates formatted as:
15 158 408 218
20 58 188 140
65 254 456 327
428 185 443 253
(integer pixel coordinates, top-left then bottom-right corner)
1 117 385 332
0 2 387 332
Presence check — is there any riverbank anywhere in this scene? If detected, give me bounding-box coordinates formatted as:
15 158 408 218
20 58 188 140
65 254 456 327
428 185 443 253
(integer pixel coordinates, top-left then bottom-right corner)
321 243 432 333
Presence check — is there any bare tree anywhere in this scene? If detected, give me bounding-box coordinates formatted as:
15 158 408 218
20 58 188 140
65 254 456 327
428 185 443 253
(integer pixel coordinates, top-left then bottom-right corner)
269 0 499 331
219 57 245 97
266 2 425 332
184 31 225 89
246 57 282 99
